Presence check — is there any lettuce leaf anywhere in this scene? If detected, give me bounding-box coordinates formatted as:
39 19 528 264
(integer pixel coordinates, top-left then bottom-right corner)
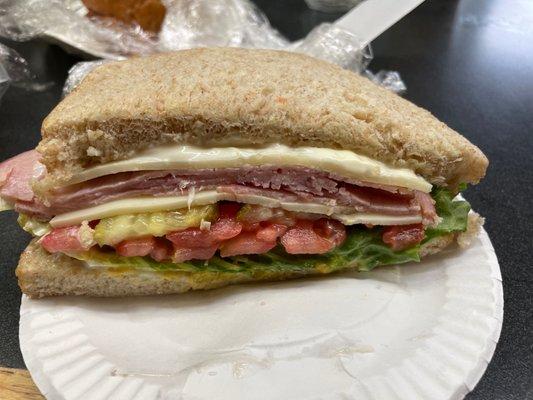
69 187 471 274
423 186 471 243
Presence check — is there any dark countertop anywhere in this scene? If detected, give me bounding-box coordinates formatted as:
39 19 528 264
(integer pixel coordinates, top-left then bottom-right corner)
1 0 532 399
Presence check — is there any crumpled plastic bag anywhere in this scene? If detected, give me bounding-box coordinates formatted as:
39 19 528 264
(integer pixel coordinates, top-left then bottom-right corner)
0 43 50 101
159 0 289 51
291 23 371 73
0 0 157 59
1 0 406 93
365 70 406 94
62 60 107 97
0 0 288 59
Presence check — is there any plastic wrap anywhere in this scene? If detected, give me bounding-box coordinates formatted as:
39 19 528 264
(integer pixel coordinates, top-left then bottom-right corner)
0 0 157 59
291 23 372 73
0 43 49 101
0 0 288 60
365 70 407 94
1 0 406 93
159 0 289 50
62 60 107 97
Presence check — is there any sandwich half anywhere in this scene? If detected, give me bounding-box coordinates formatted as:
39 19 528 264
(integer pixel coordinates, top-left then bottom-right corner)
0 48 488 297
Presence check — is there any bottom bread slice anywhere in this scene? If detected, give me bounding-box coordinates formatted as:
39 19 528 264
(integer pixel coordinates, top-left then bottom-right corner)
16 214 482 298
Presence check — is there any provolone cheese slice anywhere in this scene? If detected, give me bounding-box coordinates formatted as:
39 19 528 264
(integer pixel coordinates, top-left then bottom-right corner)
71 144 432 192
50 190 422 228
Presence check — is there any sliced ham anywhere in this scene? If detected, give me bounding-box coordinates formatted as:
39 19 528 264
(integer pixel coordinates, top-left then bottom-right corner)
382 224 425 251
415 191 438 225
218 184 422 217
0 150 43 202
47 175 421 217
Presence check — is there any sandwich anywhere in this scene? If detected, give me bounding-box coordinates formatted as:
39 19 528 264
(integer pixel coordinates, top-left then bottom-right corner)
0 48 488 298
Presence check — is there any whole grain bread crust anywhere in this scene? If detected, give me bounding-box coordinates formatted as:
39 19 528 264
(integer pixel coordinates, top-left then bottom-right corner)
38 48 487 192
16 213 483 298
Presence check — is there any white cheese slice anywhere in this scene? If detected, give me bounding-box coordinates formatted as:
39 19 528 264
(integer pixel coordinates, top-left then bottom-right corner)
333 213 422 226
51 191 225 227
70 144 432 192
50 190 422 228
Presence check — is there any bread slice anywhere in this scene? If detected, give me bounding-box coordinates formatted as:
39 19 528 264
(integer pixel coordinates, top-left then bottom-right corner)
16 213 483 298
37 48 487 193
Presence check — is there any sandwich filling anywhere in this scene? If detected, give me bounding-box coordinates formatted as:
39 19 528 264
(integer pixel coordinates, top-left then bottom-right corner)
0 145 471 273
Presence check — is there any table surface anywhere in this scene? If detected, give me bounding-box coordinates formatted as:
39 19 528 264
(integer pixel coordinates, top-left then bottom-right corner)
1 0 532 399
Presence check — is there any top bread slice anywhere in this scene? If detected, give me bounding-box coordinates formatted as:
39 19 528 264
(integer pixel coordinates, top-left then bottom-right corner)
38 47 488 191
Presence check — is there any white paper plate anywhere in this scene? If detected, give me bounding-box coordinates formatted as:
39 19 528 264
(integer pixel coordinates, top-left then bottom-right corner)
20 227 503 400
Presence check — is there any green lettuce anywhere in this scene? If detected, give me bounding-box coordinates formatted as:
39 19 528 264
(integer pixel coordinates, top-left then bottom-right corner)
70 187 471 274
423 186 471 243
